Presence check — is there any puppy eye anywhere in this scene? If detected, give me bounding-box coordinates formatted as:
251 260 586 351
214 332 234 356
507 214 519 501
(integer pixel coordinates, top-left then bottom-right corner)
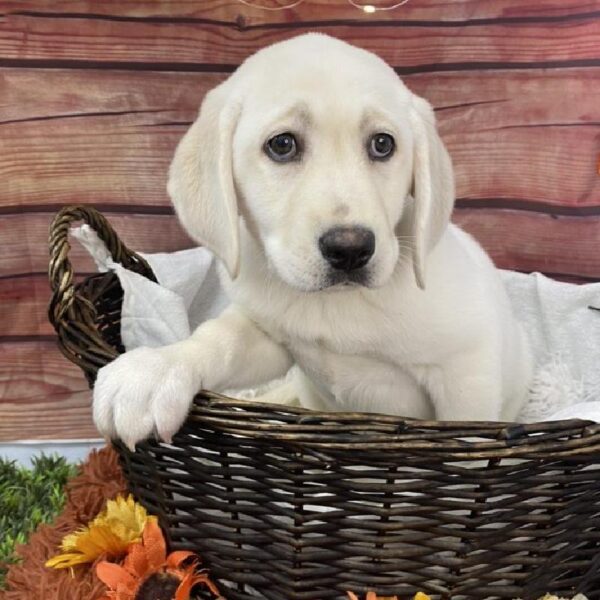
368 133 395 161
265 133 299 162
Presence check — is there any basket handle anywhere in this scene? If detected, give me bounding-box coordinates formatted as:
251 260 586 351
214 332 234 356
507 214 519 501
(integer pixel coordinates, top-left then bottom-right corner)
48 205 157 374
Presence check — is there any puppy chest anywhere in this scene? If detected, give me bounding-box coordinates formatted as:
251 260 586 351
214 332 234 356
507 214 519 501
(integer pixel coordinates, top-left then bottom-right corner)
288 338 397 394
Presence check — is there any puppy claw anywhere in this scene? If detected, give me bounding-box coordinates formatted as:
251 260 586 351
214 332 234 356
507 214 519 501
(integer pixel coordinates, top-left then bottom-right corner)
92 346 200 449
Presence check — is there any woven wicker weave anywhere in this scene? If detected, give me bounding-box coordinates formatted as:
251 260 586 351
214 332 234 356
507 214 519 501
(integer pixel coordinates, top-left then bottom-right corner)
48 205 600 600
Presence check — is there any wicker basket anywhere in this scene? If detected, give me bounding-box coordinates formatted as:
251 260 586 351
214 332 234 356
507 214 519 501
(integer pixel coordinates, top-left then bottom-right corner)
48 205 600 600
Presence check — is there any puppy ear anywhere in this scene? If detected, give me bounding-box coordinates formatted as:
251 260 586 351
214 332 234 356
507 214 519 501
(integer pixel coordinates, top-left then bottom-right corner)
409 95 455 289
167 83 241 278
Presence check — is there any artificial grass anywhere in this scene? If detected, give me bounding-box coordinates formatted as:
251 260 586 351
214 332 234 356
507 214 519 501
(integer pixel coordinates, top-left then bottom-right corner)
0 454 78 589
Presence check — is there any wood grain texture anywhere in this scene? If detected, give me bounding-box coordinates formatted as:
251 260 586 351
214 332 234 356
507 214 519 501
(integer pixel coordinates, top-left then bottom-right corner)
0 275 51 337
1 211 193 277
0 340 96 440
0 70 220 207
3 206 599 285
1 11 598 69
0 0 596 26
0 395 94 441
0 390 97 440
0 341 85 399
4 209 599 339
454 209 600 278
1 69 598 210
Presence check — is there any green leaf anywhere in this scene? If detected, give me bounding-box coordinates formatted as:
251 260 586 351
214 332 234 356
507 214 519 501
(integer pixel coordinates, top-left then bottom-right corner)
0 453 79 589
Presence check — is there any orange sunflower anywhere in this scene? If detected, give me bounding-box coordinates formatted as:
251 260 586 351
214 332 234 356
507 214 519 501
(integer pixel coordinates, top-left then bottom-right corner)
96 519 221 600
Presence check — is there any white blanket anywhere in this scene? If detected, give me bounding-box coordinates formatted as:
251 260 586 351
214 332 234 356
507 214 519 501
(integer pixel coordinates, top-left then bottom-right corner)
73 225 600 423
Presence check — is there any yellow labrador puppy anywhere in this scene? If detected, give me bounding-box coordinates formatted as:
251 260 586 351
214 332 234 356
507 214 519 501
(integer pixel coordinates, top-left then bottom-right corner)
94 34 532 448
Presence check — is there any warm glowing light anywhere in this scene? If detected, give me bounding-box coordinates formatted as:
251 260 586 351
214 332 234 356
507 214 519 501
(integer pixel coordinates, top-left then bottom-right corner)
236 0 410 12
347 0 411 12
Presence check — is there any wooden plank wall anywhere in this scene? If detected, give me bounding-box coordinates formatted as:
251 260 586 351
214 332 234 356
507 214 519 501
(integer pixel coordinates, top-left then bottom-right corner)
1 1 599 441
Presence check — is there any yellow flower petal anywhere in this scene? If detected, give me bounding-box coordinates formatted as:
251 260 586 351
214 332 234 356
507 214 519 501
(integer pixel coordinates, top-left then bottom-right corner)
99 495 149 536
91 523 131 555
47 494 155 570
414 594 431 600
45 552 95 569
60 531 84 552
76 528 110 557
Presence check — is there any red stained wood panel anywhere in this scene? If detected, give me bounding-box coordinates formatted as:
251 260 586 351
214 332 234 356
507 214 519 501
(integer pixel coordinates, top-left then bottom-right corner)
1 212 193 277
0 390 97 440
3 210 599 339
454 209 600 277
0 70 223 208
450 126 598 208
0 352 94 442
0 341 84 399
3 207 599 285
1 12 598 68
1 69 598 210
0 1 595 26
0 341 96 440
0 275 51 337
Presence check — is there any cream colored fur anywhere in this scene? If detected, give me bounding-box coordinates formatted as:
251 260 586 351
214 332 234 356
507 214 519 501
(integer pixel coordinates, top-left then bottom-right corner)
93 34 532 449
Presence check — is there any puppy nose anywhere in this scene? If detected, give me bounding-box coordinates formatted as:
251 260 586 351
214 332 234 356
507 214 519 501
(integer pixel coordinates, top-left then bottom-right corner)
319 227 375 271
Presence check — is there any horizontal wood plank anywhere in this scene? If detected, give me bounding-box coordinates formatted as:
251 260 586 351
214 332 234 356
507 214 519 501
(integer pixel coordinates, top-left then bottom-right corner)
3 209 599 338
1 211 193 277
0 390 97 440
0 1 595 27
1 69 598 210
1 12 598 69
0 70 222 207
454 209 600 278
0 340 85 398
0 340 96 440
0 274 50 337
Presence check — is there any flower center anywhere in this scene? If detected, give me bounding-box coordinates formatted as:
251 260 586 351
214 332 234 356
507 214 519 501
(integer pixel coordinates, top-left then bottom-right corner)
135 572 180 600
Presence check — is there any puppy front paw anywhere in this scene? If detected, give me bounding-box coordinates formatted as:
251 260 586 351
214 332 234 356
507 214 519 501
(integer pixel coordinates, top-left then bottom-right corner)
93 346 201 450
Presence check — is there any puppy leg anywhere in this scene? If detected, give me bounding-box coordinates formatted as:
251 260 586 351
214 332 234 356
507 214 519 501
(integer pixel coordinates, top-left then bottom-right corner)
431 349 504 422
243 369 303 408
94 304 293 448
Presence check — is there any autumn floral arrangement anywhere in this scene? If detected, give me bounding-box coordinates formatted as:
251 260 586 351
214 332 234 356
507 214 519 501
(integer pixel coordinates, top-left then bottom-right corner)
5 448 586 600
44 493 432 600
43 494 590 600
46 495 431 600
45 494 221 600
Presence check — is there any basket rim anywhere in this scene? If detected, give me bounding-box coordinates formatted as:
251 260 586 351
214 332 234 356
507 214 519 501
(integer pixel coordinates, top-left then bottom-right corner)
181 392 600 459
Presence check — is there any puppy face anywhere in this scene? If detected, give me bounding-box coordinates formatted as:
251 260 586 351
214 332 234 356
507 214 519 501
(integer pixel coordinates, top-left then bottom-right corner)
232 48 413 291
168 34 454 292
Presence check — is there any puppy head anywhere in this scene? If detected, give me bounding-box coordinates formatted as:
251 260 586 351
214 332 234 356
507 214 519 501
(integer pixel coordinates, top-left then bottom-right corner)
168 34 454 291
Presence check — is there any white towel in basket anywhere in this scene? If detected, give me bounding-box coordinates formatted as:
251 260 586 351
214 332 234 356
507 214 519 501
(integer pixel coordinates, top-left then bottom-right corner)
72 225 600 424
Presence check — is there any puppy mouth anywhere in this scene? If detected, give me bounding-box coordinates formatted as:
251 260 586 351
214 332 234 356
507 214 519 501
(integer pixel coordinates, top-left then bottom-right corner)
322 268 371 290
